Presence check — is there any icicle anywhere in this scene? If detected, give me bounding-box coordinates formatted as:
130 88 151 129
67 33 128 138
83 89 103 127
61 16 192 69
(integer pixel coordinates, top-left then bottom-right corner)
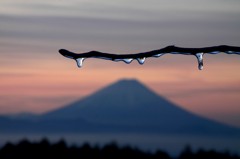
195 53 204 70
225 51 234 54
113 59 122 62
75 58 85 68
136 57 146 65
122 58 133 64
209 51 220 54
152 53 164 58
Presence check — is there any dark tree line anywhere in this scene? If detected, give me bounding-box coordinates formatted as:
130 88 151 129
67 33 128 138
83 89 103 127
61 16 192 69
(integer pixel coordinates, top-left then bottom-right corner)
0 138 239 159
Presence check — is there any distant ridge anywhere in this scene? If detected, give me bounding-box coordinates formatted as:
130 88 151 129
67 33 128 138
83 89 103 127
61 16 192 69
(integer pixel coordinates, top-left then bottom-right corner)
40 79 240 135
0 79 240 136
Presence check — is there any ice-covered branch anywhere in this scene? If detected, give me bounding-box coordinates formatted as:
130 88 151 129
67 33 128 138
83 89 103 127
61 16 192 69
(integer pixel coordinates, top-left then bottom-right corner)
59 45 240 70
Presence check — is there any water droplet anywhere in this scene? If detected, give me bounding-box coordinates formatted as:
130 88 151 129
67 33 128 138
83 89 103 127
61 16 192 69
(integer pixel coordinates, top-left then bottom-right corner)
136 57 146 65
226 51 240 55
75 58 85 68
195 53 204 70
113 59 122 62
209 51 220 54
64 55 74 59
97 57 111 60
225 51 234 54
122 58 133 64
152 53 164 58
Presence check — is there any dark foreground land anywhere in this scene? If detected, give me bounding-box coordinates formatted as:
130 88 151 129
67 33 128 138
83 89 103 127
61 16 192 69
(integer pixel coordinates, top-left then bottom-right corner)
0 138 239 159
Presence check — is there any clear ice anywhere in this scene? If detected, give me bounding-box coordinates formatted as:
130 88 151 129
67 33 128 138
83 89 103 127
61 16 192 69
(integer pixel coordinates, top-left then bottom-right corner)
225 51 240 54
75 58 85 68
122 58 133 64
136 57 146 65
153 53 164 57
195 53 204 70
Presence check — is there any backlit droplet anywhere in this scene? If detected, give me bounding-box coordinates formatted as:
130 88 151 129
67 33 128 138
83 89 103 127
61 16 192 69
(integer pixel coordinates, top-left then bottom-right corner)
225 51 240 55
209 51 220 54
64 55 74 59
75 58 85 68
195 53 204 70
152 53 164 58
136 57 146 65
113 59 122 62
122 58 133 64
225 51 234 54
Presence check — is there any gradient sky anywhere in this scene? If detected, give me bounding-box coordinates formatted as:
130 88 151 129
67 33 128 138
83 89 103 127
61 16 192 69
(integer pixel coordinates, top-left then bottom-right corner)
1 0 240 127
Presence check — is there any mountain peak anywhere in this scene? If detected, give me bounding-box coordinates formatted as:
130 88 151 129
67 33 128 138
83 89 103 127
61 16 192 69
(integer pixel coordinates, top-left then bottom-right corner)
39 79 240 135
98 78 157 100
109 78 144 88
43 78 183 125
115 78 141 84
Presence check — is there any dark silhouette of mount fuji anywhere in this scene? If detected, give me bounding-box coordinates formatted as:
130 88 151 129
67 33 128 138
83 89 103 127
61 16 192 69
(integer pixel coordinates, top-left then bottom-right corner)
0 79 240 136
41 79 239 135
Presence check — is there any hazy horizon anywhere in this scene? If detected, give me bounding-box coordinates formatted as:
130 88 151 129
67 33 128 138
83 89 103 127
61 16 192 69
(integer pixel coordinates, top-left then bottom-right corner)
1 0 240 128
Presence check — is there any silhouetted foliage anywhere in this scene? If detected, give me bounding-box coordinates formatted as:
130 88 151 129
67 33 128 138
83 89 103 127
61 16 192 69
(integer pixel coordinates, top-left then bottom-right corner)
154 150 171 159
179 145 194 159
179 145 240 159
0 138 239 159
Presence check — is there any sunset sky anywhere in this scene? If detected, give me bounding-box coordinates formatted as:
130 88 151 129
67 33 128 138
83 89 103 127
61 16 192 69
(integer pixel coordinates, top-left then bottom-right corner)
1 0 240 127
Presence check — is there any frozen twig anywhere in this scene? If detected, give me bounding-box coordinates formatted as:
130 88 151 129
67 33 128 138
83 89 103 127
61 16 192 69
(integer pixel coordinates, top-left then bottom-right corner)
59 45 240 70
